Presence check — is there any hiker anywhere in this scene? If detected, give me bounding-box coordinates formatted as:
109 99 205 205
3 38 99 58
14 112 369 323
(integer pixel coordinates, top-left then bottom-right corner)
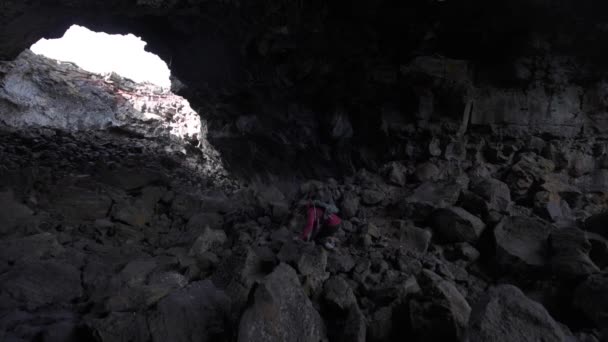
299 199 342 249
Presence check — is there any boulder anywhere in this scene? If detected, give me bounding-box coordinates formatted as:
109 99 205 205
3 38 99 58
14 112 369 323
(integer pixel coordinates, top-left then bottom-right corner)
112 186 164 227
549 227 600 279
384 161 407 186
89 312 150 342
467 284 567 342
188 227 227 257
573 272 608 329
148 280 230 342
361 189 385 205
51 186 112 222
393 220 432 254
341 192 360 218
0 260 83 310
430 207 485 244
414 162 440 182
404 182 463 221
323 276 357 310
238 263 326 342
409 270 470 341
0 232 64 263
494 216 554 272
470 178 511 212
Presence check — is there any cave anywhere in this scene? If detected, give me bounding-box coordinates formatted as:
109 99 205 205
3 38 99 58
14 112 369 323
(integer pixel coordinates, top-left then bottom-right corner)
1 1 608 341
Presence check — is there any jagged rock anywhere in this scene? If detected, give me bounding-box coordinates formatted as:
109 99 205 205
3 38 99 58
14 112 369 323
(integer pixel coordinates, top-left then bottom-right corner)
383 161 407 186
494 216 554 272
470 178 511 212
567 150 595 177
188 227 227 257
549 227 599 279
52 186 112 222
148 280 230 342
297 245 329 295
341 192 360 218
368 306 393 342
467 284 567 342
574 272 608 330
0 190 34 235
584 212 608 239
409 269 471 341
112 186 165 227
186 212 224 231
0 260 83 310
430 207 485 244
323 276 357 310
327 252 356 274
238 263 326 342
89 312 151 342
361 189 385 205
533 190 572 224
404 181 463 221
414 162 440 182
506 153 555 198
393 220 432 254
574 170 608 193
0 232 64 263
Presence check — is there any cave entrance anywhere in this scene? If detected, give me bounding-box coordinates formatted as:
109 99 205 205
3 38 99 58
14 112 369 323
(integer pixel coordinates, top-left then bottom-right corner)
31 25 170 87
25 24 205 146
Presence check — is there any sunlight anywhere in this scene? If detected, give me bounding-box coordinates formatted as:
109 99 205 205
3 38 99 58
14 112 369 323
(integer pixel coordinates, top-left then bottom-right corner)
31 25 171 87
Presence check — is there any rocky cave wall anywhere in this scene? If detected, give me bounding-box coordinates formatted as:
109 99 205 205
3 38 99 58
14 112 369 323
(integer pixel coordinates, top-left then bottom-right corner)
4 0 608 178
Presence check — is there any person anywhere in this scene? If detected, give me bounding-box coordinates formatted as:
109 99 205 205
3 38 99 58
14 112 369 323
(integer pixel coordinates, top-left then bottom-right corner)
299 199 342 250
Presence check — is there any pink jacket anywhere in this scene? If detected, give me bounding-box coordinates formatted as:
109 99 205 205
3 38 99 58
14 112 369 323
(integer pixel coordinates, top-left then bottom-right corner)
300 206 342 241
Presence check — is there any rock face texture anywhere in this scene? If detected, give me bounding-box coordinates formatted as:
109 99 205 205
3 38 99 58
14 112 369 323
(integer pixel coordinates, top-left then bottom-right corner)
2 2 608 342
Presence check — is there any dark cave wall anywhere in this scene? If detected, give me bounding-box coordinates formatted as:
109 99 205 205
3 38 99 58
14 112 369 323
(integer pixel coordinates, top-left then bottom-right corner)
3 0 608 177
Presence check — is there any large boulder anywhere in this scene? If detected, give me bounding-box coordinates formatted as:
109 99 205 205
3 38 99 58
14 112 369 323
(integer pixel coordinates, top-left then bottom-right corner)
0 260 83 310
494 216 554 272
548 227 600 279
238 263 326 342
430 207 485 244
470 178 511 212
467 284 567 342
573 272 608 330
409 270 471 341
404 181 463 222
148 280 230 342
393 220 432 254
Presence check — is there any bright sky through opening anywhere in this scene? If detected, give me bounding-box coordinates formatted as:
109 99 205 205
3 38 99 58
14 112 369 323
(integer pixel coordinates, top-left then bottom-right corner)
31 25 171 87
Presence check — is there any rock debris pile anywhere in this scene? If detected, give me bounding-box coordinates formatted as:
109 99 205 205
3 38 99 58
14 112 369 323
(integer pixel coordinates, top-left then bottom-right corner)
1 117 608 341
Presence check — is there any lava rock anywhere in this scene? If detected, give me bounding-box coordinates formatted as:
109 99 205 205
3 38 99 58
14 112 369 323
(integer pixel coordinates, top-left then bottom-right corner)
467 284 567 342
470 178 511 212
341 192 360 218
89 312 150 342
384 161 407 186
148 280 230 342
0 232 64 263
494 216 554 272
430 207 485 244
549 227 599 279
323 275 357 310
574 272 608 330
409 269 471 341
238 263 326 342
188 227 227 257
0 190 34 235
0 260 83 310
414 162 440 182
393 220 432 254
361 189 385 205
